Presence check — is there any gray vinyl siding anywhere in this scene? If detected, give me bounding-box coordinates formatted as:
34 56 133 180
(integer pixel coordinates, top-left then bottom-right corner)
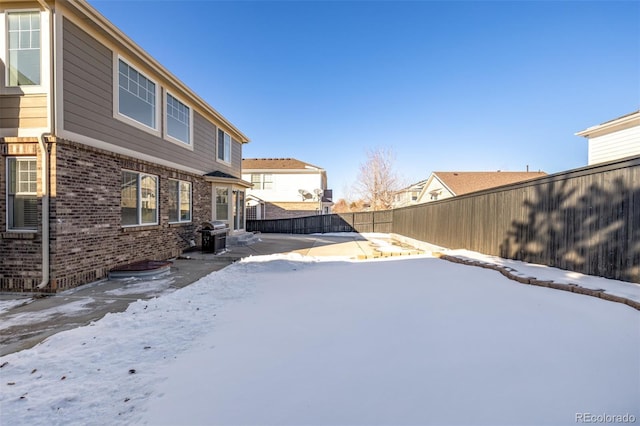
62 18 239 175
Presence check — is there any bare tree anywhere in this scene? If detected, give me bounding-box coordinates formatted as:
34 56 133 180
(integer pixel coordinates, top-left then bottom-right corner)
353 147 402 211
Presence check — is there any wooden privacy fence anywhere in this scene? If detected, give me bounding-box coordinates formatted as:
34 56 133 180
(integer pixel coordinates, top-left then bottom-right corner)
393 156 640 283
246 156 639 283
246 211 393 234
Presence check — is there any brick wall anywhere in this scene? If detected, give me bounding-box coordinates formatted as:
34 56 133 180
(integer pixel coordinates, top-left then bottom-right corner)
0 137 213 292
265 202 318 219
0 139 43 291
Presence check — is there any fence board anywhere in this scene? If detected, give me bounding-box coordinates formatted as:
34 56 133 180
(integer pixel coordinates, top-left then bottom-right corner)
247 156 639 283
392 156 640 283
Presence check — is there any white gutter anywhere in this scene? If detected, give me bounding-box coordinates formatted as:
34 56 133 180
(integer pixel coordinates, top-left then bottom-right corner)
36 0 54 289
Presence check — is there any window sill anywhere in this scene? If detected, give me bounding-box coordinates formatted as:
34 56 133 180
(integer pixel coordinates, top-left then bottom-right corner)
121 224 161 232
168 222 192 227
2 231 37 240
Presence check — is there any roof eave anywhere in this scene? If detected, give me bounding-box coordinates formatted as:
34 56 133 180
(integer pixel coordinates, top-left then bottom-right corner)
63 0 250 143
204 176 253 188
575 110 640 138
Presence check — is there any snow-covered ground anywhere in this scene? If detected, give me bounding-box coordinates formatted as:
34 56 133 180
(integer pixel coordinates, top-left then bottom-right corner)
1 251 638 426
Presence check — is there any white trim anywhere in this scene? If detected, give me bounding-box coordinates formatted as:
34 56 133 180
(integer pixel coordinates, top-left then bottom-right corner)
121 169 159 227
163 89 194 150
5 156 39 232
213 185 230 222
112 54 161 136
0 9 51 96
54 9 64 134
576 111 640 138
216 128 232 165
57 128 206 176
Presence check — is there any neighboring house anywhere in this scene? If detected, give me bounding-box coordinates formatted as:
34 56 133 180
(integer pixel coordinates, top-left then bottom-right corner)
575 110 640 165
0 0 251 292
242 158 333 219
417 171 547 203
393 179 428 208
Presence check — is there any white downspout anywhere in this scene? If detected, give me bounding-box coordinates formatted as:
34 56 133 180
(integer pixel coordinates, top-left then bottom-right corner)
36 0 54 289
36 134 50 289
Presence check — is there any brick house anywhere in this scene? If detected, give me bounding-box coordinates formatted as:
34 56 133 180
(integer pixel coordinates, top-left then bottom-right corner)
242 158 333 219
0 0 251 292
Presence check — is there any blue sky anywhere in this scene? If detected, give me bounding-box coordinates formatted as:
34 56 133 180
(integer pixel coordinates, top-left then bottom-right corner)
89 0 639 200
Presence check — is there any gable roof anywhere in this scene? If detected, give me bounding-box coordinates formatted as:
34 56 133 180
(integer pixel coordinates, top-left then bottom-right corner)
432 171 547 196
397 179 429 193
575 110 640 139
242 158 324 171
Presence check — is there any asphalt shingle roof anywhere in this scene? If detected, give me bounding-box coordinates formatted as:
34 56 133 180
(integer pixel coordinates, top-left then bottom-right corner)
435 171 547 195
242 158 323 170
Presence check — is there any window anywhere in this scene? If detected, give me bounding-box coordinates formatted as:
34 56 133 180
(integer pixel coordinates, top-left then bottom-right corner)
117 59 157 129
121 171 158 226
7 11 41 86
217 129 231 163
216 187 229 220
168 180 191 223
166 93 191 144
251 174 273 190
232 190 245 231
7 157 38 230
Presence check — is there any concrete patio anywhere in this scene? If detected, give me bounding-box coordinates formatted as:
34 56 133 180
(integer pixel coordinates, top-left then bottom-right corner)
0 233 427 356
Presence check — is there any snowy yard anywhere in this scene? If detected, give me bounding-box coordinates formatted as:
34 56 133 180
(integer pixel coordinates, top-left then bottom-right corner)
1 252 638 426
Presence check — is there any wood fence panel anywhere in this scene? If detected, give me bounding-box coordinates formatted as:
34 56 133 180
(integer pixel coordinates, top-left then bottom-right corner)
392 156 640 283
246 156 639 283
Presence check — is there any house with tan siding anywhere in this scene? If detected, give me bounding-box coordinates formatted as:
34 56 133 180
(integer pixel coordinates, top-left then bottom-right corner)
0 0 251 292
576 110 640 165
417 171 547 203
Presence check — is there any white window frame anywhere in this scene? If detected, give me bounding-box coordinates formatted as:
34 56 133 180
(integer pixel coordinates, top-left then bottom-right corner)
6 157 38 232
251 173 273 190
168 179 192 224
1 8 50 96
113 55 161 136
217 128 232 164
215 186 229 221
121 170 159 227
164 90 194 149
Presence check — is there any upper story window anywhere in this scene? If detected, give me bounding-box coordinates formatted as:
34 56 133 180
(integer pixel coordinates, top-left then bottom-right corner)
251 173 273 190
117 58 157 130
7 157 38 231
7 11 41 86
217 129 231 163
166 93 191 145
